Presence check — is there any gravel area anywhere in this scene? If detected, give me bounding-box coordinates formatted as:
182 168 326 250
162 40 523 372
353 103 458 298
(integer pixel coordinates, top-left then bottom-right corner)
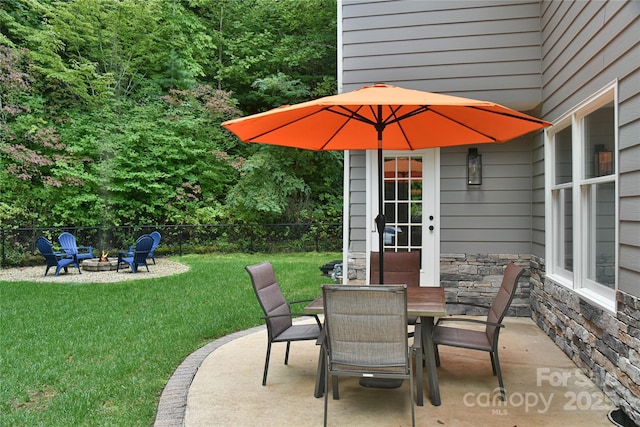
0 257 189 283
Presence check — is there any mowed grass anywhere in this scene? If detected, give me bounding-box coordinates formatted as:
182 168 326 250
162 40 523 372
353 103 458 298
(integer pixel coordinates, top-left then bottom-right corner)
0 252 340 426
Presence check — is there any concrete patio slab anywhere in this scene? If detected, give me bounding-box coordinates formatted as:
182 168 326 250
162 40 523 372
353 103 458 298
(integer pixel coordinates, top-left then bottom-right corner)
164 317 615 426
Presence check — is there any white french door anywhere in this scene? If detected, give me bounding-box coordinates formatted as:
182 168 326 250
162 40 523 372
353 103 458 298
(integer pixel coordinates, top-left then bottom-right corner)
368 149 440 286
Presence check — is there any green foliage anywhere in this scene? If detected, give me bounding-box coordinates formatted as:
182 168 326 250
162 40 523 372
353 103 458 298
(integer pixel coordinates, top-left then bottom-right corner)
0 0 341 228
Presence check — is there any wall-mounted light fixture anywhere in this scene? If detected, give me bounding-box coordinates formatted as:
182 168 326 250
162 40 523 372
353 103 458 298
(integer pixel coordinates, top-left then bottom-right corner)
467 148 482 185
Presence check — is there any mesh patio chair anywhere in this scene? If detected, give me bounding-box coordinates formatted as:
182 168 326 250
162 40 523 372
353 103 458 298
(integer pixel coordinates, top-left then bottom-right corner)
245 261 322 386
322 284 415 427
36 236 79 276
370 251 420 333
432 261 525 400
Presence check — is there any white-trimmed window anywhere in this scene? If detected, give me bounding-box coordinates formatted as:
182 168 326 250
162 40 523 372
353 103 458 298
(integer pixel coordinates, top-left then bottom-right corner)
545 82 618 312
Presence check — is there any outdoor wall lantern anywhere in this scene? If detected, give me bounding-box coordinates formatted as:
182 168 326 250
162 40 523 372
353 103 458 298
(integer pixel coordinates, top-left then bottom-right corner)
467 148 482 186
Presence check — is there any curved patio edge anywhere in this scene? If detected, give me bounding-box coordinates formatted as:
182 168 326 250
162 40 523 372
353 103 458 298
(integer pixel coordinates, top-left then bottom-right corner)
153 325 266 427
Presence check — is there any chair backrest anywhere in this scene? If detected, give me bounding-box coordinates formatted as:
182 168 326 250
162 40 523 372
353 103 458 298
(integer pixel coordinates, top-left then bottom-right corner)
37 236 53 253
486 262 525 344
245 262 292 339
322 284 409 374
149 231 161 253
58 232 79 255
37 237 56 260
370 251 420 287
132 236 154 263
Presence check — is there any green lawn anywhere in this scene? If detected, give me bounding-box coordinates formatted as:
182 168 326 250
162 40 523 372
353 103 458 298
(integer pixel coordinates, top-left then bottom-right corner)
0 252 340 426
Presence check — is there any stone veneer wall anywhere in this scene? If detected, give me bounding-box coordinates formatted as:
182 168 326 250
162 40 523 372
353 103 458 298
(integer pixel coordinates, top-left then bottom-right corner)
347 252 531 317
530 255 640 425
440 253 531 316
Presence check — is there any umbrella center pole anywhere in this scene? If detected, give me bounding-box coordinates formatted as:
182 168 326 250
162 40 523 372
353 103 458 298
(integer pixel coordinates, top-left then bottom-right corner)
376 127 385 284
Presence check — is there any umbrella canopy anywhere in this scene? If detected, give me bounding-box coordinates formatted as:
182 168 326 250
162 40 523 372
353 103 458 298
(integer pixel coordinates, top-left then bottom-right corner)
222 83 551 281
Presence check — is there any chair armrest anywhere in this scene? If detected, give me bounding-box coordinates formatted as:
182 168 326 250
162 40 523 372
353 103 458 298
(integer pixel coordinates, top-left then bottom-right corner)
54 251 73 260
263 312 323 328
288 298 316 305
436 317 504 328
263 313 317 320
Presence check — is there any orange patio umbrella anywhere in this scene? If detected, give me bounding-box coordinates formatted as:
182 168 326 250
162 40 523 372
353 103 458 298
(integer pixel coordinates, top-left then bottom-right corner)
222 83 551 281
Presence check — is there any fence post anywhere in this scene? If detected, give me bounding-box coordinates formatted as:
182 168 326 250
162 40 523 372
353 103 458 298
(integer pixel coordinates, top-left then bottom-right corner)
1 227 5 268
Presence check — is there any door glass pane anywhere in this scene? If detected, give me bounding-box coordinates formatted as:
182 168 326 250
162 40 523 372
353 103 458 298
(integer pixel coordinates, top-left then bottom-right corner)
411 181 422 200
585 101 615 178
383 155 423 251
384 202 395 223
411 226 422 246
384 180 395 200
398 202 409 222
587 182 615 288
555 126 572 184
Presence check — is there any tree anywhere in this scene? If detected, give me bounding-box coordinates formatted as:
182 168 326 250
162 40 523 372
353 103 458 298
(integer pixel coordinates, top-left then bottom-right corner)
0 0 340 228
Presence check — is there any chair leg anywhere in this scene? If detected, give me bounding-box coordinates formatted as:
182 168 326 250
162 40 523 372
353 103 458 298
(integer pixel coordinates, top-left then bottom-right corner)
324 371 329 427
284 341 291 365
332 376 339 400
434 344 440 367
492 350 506 401
490 352 497 375
262 341 272 386
409 368 416 427
414 346 424 406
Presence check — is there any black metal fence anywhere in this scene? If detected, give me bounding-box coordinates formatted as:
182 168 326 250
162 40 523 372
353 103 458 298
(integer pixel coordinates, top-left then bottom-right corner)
0 223 342 268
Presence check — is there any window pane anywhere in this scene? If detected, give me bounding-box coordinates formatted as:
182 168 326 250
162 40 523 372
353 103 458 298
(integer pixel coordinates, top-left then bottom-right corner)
555 126 573 184
586 182 615 288
585 102 615 178
554 188 573 273
562 189 573 272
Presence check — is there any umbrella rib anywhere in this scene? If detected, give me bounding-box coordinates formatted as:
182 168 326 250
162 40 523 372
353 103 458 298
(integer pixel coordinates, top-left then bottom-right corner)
328 105 377 126
389 108 415 150
428 108 498 142
467 106 549 124
384 105 431 125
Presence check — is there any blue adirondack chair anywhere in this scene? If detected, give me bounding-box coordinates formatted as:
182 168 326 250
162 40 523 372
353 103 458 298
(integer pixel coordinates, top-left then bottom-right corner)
58 232 94 271
126 231 161 264
117 235 153 273
36 237 79 276
147 231 161 264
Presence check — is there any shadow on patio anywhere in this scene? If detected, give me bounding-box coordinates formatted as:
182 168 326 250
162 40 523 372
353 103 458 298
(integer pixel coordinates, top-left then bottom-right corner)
156 317 616 427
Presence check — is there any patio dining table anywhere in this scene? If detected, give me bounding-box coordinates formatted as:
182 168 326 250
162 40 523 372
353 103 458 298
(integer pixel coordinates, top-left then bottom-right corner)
304 286 446 406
